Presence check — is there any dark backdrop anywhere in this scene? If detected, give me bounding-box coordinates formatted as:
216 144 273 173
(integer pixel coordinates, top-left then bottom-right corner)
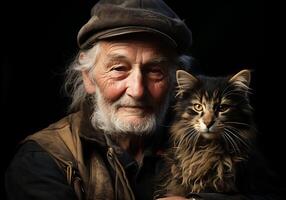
2 0 283 199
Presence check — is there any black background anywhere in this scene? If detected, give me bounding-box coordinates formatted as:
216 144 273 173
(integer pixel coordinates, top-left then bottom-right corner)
2 0 284 199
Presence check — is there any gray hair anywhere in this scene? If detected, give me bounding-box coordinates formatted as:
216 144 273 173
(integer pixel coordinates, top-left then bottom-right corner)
65 43 101 111
65 43 192 111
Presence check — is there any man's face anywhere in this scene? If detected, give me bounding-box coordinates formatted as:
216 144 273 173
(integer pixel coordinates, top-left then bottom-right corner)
82 37 175 135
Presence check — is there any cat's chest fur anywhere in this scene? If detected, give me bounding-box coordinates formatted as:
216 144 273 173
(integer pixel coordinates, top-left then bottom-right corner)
158 69 256 197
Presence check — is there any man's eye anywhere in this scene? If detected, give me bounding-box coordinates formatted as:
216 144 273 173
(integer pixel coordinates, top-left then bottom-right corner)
111 66 127 71
109 65 129 79
146 68 165 80
150 69 162 73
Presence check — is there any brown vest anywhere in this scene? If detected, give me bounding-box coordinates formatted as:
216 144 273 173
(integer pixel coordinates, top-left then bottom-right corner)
25 112 135 200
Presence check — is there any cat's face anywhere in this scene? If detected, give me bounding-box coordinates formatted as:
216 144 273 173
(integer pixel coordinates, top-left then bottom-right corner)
185 91 233 139
174 70 253 141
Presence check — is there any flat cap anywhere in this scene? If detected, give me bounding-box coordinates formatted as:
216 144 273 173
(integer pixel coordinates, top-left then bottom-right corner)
77 0 192 53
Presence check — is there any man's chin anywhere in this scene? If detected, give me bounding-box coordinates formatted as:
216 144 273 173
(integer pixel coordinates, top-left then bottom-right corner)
119 114 150 122
117 107 150 116
112 116 156 134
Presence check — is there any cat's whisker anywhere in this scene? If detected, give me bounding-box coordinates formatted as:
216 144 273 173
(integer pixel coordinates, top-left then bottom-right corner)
224 127 251 150
224 131 240 153
224 133 239 155
223 131 241 154
214 124 225 129
177 131 194 147
189 133 200 155
185 129 199 147
226 125 251 137
226 127 252 149
176 128 197 150
224 121 251 127
221 134 234 153
174 128 190 143
226 126 244 134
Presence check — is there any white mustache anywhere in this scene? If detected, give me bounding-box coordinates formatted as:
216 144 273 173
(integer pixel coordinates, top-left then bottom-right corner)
113 96 152 109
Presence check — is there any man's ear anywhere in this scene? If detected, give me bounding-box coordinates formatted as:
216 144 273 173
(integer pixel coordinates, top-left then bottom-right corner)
82 70 96 94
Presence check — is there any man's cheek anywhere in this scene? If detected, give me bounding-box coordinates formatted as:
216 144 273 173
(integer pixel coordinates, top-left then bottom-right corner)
149 81 169 102
101 84 125 102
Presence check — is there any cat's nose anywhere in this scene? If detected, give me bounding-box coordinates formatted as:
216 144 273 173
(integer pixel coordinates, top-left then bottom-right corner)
203 112 215 131
203 114 215 129
205 120 215 129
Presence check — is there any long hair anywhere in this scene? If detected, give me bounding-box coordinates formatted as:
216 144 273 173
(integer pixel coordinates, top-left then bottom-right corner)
64 43 101 111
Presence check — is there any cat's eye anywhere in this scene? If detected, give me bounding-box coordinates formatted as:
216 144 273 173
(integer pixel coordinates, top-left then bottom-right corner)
193 103 203 112
218 104 230 112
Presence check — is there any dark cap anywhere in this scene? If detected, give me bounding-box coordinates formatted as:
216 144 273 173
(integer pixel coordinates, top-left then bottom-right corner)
77 0 192 53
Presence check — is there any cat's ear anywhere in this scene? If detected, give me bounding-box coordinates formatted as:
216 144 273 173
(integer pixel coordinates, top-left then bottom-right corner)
176 70 198 97
229 69 251 90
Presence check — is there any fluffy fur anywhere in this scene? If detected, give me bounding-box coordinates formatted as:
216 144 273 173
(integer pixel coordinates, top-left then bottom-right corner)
158 69 256 197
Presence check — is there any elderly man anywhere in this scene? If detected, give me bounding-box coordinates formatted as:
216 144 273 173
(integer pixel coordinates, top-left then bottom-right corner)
5 0 192 200
5 0 283 200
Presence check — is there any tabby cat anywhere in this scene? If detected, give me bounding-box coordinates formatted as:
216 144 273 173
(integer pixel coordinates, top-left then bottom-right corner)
158 69 256 197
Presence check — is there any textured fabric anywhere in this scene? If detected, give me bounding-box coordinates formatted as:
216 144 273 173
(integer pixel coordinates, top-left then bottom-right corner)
5 141 78 200
5 111 165 200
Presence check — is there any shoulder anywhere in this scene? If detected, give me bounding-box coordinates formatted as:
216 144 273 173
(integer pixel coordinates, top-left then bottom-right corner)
5 140 77 199
9 140 62 168
6 140 66 184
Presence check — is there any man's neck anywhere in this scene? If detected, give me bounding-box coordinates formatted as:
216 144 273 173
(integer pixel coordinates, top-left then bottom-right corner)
117 135 144 164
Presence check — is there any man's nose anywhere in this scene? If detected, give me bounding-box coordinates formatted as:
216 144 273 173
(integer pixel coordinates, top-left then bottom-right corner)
126 68 144 99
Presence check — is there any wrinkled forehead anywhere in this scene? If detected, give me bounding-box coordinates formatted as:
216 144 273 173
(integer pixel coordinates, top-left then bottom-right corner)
100 33 178 57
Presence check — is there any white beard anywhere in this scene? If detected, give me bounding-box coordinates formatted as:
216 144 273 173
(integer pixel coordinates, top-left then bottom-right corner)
90 85 170 136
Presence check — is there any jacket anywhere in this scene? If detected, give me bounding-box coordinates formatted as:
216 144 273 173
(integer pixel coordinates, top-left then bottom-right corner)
5 109 165 200
5 105 285 200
